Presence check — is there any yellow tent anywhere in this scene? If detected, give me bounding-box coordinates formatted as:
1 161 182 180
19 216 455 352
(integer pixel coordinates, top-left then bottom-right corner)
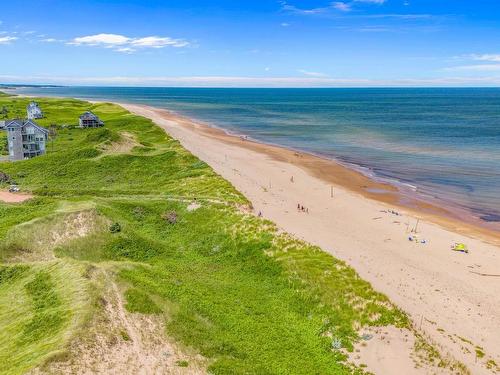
452 243 468 253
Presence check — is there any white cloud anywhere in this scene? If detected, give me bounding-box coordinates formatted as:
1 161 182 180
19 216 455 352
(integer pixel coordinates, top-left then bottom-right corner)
0 36 17 44
333 2 352 12
280 1 329 15
41 38 59 43
281 22 290 27
444 64 500 72
115 47 135 54
70 33 130 46
355 0 387 3
131 36 188 48
298 69 329 77
469 54 500 62
363 13 433 19
69 33 190 52
281 0 388 15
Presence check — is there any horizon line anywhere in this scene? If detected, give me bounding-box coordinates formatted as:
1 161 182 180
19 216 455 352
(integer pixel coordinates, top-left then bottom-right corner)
3 83 500 89
3 74 500 88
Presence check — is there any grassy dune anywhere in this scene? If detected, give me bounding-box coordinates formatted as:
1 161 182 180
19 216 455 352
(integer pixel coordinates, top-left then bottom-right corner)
0 94 409 374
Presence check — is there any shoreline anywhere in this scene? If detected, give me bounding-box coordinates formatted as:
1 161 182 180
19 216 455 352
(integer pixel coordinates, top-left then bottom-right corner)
117 101 500 245
11 88 500 236
118 101 500 374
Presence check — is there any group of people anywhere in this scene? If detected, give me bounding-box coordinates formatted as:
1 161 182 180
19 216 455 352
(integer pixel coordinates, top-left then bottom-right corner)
297 203 309 213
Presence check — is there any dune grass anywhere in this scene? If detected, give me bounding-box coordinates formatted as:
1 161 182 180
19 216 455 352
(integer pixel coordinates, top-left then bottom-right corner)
0 94 409 374
0 261 90 375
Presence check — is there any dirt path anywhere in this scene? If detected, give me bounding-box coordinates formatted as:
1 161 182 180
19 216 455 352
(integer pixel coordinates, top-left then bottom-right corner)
0 190 33 203
34 270 206 375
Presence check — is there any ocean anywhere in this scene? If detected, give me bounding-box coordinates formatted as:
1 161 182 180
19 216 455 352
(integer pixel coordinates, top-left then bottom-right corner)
11 86 500 227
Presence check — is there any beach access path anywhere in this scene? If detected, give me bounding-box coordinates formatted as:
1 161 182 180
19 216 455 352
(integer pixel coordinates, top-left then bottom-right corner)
121 103 500 374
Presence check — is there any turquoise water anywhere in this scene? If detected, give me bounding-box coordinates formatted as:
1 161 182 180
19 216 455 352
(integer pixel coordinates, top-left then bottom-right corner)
12 87 500 227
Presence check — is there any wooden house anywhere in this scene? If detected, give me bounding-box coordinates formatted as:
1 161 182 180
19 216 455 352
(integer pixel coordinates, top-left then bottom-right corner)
79 111 104 128
6 119 48 161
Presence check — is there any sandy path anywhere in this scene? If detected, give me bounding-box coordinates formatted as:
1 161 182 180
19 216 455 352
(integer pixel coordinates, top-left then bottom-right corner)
122 103 500 374
0 191 33 203
35 273 206 375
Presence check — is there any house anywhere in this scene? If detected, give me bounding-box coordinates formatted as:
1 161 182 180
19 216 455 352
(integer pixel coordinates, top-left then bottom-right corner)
6 119 49 161
79 111 104 128
26 101 44 120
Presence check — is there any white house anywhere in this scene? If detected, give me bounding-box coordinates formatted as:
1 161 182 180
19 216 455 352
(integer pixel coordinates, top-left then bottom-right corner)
26 101 44 120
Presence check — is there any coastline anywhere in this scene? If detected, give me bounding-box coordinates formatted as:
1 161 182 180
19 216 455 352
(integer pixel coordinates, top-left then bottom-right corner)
125 101 500 244
9 87 500 235
118 102 500 374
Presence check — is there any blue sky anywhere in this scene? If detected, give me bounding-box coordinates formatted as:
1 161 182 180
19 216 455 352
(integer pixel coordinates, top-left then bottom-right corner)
1 0 500 86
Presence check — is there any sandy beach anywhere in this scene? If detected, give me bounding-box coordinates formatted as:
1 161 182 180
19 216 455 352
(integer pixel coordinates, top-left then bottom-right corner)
120 102 500 374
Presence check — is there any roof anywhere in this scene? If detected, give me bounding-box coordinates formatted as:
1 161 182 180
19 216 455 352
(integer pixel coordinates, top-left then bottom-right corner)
27 101 41 109
79 111 102 121
5 119 49 134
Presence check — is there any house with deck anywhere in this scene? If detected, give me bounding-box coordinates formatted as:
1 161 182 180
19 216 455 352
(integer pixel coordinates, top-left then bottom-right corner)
79 111 104 128
6 119 49 161
26 101 44 120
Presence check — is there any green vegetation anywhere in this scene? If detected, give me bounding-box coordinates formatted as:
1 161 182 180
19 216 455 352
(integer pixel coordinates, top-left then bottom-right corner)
176 360 189 367
0 131 8 156
0 262 89 374
475 347 485 359
0 94 410 374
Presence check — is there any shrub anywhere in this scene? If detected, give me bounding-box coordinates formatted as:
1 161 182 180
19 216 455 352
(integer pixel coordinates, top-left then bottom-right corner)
109 222 121 233
162 210 177 224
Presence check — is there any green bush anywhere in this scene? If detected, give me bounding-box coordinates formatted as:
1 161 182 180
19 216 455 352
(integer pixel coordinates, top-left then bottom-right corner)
109 222 121 233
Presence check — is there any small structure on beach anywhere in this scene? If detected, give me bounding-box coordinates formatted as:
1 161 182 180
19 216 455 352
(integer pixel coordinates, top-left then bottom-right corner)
79 111 104 128
6 119 49 161
26 101 44 120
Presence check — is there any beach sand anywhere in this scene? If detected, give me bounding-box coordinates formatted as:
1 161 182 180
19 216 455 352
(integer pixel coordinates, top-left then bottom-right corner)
119 103 500 374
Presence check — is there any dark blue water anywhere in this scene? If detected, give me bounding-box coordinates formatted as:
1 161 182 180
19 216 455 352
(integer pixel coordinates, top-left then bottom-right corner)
12 87 500 225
